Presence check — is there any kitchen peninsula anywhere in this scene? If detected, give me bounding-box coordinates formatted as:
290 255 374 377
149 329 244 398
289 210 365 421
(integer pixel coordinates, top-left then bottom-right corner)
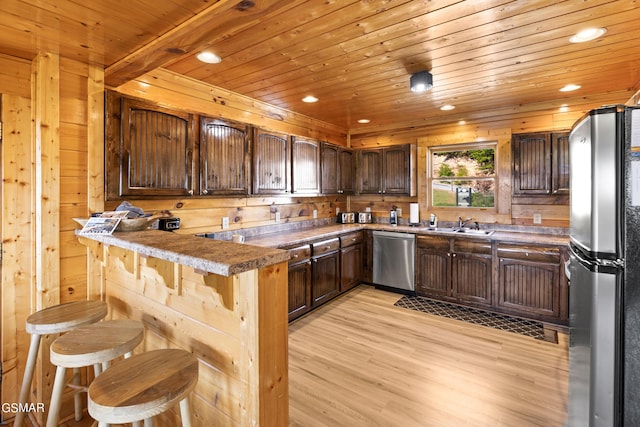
77 230 290 427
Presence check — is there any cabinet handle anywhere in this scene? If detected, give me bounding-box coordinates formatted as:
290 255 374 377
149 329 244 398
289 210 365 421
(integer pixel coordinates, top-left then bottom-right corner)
447 252 451 257
202 189 208 195
188 189 194 196
293 254 299 258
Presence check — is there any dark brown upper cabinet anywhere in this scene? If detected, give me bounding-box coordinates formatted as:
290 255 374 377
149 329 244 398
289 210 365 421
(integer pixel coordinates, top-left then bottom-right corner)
105 91 194 199
252 128 291 195
512 131 569 204
321 142 354 195
291 136 321 194
357 145 411 195
200 117 251 196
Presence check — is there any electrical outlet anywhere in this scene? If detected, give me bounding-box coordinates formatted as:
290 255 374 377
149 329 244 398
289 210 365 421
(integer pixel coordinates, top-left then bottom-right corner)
275 212 281 223
365 207 371 212
313 209 318 218
222 217 229 229
533 213 542 224
397 208 402 217
336 207 340 215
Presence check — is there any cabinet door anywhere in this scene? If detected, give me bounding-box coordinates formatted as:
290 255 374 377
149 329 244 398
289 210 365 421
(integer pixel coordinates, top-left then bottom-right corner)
358 149 383 194
339 148 355 194
312 251 340 307
552 132 570 195
252 129 290 194
200 117 250 195
119 97 194 197
288 260 312 321
321 142 339 194
382 145 410 194
451 252 492 306
416 236 451 298
513 133 551 195
340 243 362 292
292 136 321 194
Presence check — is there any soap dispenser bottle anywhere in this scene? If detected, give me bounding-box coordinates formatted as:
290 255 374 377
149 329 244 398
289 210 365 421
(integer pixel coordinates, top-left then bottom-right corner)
389 206 398 226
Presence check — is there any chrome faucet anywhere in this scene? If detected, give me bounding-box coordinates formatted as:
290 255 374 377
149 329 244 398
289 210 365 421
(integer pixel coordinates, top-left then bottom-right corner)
458 217 480 229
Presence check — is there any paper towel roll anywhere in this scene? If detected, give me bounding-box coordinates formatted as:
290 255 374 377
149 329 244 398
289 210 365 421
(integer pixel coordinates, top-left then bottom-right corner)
409 203 419 224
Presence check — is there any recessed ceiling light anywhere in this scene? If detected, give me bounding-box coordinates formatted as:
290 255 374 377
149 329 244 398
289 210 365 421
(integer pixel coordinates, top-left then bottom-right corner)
196 51 221 64
559 104 569 113
570 27 606 43
302 96 318 103
440 104 455 111
458 120 466 125
357 119 370 124
560 84 581 92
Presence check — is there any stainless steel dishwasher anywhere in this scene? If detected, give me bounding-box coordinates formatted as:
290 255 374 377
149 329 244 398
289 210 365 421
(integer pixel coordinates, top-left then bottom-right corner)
372 230 415 292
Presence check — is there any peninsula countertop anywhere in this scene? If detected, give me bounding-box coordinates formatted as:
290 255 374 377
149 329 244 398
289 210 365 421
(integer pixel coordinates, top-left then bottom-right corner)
76 229 290 276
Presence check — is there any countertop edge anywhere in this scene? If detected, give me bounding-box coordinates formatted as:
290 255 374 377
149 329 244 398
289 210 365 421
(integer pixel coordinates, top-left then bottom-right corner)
76 229 290 276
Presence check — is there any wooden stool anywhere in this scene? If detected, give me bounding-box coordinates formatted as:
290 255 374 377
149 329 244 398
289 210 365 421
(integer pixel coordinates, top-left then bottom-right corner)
14 300 108 427
88 349 199 427
46 319 145 427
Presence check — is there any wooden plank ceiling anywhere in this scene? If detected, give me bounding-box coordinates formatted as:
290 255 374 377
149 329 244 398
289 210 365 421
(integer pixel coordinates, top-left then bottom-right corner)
1 0 639 133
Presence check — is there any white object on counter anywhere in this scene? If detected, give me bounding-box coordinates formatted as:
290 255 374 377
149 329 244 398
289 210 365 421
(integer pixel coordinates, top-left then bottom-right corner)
409 203 419 224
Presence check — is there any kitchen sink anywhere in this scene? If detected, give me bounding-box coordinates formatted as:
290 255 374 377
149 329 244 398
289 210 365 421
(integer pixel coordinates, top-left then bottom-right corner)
421 227 494 236
454 228 494 236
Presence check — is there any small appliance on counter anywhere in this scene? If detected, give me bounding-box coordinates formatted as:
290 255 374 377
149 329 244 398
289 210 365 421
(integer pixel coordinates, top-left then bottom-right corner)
389 207 398 226
152 217 181 231
357 211 373 224
337 212 356 223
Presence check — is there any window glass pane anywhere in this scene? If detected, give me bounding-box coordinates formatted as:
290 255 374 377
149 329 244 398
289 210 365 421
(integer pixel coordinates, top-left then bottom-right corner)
432 179 495 207
430 146 496 208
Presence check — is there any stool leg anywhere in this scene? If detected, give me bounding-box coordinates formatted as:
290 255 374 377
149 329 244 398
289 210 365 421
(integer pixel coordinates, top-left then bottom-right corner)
14 333 41 427
143 419 153 427
133 421 144 427
73 367 83 421
180 397 192 427
46 365 67 427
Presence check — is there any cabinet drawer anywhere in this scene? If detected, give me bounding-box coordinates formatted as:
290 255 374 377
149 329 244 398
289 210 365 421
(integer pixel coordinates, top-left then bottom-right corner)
453 239 492 255
312 238 340 256
288 244 311 264
417 235 450 251
340 231 363 248
497 244 560 263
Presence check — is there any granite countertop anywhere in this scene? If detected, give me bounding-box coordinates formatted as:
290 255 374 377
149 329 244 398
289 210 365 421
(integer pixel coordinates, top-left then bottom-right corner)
245 223 569 248
76 229 290 276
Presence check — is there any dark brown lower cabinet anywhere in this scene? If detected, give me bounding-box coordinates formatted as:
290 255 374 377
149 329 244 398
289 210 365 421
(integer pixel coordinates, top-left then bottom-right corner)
497 243 568 323
311 238 341 307
451 240 492 307
416 236 450 298
287 244 312 321
340 231 363 292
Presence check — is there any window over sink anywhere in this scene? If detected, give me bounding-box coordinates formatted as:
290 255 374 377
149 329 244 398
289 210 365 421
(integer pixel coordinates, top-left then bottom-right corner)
428 143 496 208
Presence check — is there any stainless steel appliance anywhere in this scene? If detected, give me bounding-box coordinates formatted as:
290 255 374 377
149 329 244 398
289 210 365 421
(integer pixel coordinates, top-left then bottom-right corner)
567 105 640 425
337 212 355 223
372 231 415 292
152 217 180 231
357 212 372 223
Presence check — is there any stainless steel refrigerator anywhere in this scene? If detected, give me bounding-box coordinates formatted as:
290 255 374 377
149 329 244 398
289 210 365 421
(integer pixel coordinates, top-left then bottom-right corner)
568 105 640 426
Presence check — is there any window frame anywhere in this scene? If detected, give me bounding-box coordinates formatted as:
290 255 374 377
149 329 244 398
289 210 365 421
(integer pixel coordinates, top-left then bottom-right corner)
427 142 498 212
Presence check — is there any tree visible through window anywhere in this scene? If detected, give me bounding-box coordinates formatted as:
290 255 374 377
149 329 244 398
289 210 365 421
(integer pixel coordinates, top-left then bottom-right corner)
430 145 496 208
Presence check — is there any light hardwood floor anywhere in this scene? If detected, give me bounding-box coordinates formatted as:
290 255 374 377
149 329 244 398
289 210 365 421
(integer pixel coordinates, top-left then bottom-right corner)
288 285 568 427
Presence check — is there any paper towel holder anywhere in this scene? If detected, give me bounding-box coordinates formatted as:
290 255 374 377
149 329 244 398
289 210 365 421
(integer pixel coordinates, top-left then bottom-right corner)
409 203 420 226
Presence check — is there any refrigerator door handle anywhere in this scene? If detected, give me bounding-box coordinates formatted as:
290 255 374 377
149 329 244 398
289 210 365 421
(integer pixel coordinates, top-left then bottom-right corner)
564 259 571 281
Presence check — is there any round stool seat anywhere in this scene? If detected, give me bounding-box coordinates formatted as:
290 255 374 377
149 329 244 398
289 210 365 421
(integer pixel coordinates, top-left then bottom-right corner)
26 300 108 335
46 319 145 427
50 319 144 367
15 300 107 427
88 349 199 425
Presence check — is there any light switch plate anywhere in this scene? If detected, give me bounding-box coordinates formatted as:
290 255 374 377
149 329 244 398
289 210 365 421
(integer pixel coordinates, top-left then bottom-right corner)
275 212 281 223
222 217 229 229
533 213 542 224
397 208 402 217
313 209 318 218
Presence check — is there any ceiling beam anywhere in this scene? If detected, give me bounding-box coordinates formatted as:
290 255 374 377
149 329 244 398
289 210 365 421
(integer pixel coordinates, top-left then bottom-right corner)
105 0 287 87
